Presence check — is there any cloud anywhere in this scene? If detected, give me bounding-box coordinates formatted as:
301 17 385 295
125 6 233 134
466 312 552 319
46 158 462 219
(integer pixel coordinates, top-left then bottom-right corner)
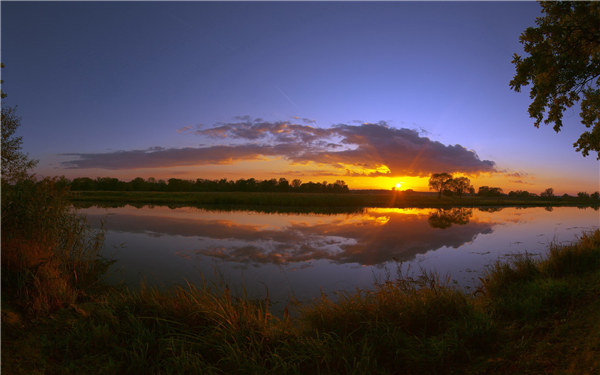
61 145 279 169
292 116 317 124
509 179 534 185
176 125 194 134
503 171 530 178
62 118 496 176
289 123 496 176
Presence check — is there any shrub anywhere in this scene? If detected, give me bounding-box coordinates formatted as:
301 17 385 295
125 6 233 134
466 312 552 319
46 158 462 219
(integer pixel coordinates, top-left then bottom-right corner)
1 178 107 316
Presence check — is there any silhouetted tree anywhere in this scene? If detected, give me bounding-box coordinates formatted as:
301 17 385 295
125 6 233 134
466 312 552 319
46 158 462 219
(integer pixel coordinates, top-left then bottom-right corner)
510 2 600 158
333 180 350 193
156 179 168 191
130 177 148 191
96 177 125 191
428 173 453 198
577 192 590 200
478 186 504 197
71 177 97 191
508 190 534 199
258 178 277 192
447 176 472 197
277 178 290 192
68 176 349 193
540 187 554 199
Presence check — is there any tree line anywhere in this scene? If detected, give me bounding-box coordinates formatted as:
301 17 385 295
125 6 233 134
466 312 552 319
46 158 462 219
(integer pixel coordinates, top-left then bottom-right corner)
66 176 350 193
428 173 599 200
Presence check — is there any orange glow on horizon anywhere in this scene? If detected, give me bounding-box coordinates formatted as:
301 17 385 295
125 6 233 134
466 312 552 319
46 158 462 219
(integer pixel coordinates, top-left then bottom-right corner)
43 155 598 196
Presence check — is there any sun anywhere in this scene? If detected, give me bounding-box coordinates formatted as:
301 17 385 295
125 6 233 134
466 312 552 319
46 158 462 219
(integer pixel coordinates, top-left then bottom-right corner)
395 182 402 189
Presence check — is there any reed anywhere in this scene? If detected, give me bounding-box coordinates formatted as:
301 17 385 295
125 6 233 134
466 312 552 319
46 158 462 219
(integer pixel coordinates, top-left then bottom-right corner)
479 230 600 322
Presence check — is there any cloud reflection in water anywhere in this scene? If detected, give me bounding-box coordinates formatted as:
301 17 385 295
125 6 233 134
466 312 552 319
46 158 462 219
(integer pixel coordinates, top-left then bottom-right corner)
86 207 493 268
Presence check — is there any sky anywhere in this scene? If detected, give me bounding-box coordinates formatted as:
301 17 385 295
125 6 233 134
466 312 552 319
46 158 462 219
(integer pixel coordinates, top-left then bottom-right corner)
1 1 598 194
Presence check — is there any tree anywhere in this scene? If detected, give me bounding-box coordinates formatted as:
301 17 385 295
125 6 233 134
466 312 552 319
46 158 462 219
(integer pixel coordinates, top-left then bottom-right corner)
577 192 590 200
447 176 472 197
510 2 600 159
277 177 290 192
1 64 38 183
508 190 533 199
478 186 504 197
541 187 555 199
130 177 148 191
428 173 453 198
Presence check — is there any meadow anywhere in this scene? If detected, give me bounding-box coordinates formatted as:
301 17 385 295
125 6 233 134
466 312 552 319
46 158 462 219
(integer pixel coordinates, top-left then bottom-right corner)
2 179 600 374
69 189 600 211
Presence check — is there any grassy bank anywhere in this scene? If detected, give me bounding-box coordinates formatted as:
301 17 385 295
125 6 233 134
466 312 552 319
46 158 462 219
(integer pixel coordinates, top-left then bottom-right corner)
3 223 599 373
70 190 600 210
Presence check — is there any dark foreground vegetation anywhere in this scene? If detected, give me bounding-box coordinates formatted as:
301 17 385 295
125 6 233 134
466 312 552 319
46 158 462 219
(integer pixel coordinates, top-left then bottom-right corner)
2 178 600 375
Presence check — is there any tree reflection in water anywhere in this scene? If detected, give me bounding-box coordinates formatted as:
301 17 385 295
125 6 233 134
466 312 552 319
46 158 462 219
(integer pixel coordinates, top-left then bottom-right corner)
427 208 473 229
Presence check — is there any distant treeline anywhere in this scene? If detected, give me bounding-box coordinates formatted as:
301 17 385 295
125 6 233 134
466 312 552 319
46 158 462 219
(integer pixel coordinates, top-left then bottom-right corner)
476 186 599 200
67 177 350 193
429 173 599 201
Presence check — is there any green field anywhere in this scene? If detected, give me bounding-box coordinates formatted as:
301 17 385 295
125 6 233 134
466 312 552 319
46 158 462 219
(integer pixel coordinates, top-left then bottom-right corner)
70 190 600 210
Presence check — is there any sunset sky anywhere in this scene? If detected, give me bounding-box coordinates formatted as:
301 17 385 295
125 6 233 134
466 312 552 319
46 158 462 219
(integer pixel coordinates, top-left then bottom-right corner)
2 1 598 194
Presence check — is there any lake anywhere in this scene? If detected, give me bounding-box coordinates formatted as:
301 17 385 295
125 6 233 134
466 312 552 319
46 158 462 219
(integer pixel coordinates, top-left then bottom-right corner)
82 205 599 309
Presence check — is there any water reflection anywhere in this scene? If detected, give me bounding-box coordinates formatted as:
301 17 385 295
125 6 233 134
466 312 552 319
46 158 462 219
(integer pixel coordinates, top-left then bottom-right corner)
427 208 472 229
74 201 364 215
84 207 494 268
81 205 600 306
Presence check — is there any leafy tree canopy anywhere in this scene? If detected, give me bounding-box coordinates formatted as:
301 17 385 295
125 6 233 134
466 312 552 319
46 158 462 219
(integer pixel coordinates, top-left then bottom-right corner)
510 1 600 159
428 173 453 198
1 64 38 183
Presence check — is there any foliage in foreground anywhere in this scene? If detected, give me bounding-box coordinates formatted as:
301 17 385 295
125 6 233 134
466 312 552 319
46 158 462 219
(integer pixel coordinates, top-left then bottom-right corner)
3 221 599 374
1 179 108 317
510 1 600 158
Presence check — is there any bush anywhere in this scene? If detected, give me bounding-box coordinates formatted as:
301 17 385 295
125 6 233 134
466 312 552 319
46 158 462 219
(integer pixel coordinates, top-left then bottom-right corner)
1 178 108 316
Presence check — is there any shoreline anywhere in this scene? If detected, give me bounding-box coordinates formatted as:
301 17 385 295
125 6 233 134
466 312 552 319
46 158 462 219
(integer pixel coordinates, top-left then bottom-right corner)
70 190 600 210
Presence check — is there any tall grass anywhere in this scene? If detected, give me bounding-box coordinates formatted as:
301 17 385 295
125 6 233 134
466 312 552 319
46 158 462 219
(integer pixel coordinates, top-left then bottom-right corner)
480 230 600 321
1 178 108 316
296 272 497 374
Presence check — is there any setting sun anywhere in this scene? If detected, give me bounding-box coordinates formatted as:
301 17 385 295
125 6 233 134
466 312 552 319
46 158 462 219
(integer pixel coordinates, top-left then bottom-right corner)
395 183 402 189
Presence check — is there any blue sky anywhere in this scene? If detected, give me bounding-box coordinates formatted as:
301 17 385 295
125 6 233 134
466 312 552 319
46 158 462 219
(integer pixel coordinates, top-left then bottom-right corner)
2 1 598 193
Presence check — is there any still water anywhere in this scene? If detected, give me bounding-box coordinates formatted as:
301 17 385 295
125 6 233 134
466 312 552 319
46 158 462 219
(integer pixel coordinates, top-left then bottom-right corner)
82 205 599 307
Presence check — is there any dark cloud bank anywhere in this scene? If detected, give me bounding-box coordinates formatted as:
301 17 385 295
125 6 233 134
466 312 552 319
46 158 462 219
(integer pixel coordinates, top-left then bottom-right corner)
63 118 496 177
